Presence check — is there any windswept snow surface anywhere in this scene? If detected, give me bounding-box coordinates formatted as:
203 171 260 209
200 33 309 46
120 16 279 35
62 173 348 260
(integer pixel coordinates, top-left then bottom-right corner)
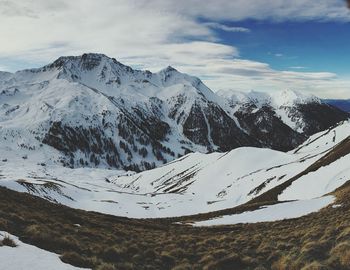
279 154 350 201
0 232 89 270
292 120 350 154
193 196 334 226
278 121 350 201
109 147 321 217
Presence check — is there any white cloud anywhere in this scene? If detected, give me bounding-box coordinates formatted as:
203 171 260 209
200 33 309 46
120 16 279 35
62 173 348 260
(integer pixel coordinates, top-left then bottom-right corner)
0 0 349 98
289 66 307 69
0 0 37 18
151 0 350 22
204 22 251 33
173 57 349 99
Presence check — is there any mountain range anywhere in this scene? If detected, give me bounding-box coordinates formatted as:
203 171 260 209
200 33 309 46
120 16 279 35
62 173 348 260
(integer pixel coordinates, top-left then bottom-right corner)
2 53 350 270
0 53 348 172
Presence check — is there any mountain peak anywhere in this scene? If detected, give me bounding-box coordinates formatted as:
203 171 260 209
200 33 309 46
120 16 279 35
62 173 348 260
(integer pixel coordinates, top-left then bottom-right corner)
218 89 320 108
0 71 13 80
270 89 320 107
165 65 177 71
49 53 123 71
160 66 179 74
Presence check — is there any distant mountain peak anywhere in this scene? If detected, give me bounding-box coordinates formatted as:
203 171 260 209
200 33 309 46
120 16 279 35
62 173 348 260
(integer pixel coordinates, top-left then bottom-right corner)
270 89 320 107
48 53 127 71
218 89 320 108
161 66 178 73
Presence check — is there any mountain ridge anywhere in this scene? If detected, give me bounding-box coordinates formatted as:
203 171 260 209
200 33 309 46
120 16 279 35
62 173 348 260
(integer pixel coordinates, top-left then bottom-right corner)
0 53 348 171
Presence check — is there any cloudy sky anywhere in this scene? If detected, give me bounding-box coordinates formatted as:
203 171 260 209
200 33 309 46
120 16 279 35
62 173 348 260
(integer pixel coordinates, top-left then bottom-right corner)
0 0 349 98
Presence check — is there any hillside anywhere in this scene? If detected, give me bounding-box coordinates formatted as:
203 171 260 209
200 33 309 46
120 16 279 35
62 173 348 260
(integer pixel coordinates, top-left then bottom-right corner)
0 176 349 269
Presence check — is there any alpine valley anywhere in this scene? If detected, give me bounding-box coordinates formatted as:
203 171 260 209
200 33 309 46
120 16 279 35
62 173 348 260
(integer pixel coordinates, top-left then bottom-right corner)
1 53 350 270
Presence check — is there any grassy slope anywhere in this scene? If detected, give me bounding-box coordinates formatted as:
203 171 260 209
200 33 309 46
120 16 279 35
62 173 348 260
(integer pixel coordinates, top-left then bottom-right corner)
0 181 350 270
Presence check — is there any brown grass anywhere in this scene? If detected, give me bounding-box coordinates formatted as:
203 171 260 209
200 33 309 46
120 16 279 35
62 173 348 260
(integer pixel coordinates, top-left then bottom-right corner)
0 234 17 247
0 178 349 269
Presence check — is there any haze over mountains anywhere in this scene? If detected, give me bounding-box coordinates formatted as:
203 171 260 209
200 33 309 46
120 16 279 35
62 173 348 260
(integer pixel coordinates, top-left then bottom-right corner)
324 99 350 112
0 53 348 172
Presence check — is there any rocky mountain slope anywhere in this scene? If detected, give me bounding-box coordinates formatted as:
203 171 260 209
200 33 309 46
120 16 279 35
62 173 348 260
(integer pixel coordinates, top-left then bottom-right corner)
219 90 349 151
0 53 348 171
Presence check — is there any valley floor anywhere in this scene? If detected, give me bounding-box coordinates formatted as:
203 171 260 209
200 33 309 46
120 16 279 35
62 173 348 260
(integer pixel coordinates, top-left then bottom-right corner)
0 181 350 270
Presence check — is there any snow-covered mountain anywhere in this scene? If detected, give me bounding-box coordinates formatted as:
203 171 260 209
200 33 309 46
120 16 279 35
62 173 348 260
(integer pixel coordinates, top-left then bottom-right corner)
0 53 348 171
1 119 350 219
218 89 349 151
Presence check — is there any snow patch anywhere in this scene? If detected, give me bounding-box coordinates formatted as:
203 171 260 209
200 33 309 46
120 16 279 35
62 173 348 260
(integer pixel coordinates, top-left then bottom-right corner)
0 232 89 270
193 196 334 226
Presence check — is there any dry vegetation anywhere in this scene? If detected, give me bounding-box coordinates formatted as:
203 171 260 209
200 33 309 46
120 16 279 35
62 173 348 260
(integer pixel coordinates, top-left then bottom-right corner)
0 180 349 270
0 234 17 247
